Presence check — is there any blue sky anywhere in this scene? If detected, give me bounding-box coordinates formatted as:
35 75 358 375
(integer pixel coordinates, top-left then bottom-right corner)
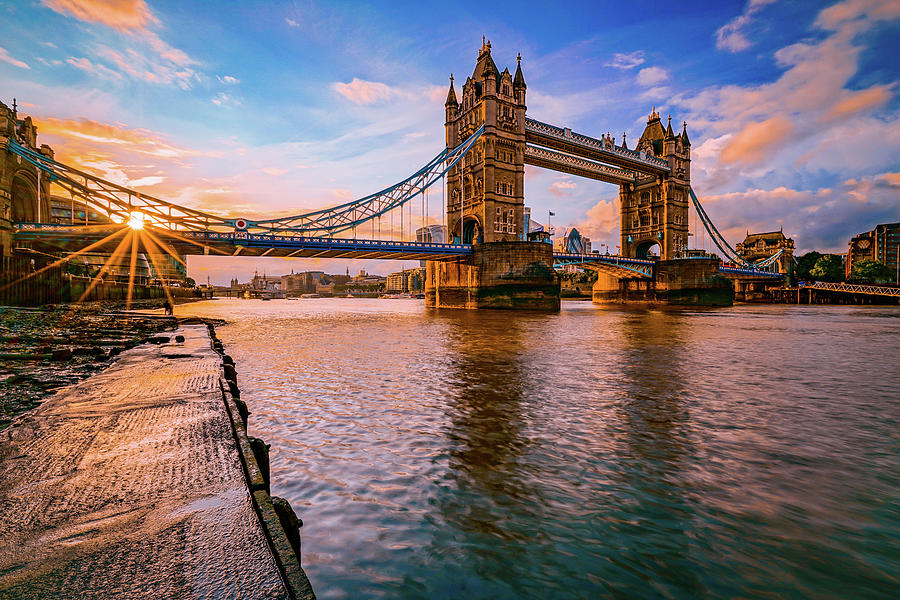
1 0 899 282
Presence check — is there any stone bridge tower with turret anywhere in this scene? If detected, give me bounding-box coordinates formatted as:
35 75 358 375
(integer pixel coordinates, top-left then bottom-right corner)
619 109 691 260
444 38 526 244
0 100 53 271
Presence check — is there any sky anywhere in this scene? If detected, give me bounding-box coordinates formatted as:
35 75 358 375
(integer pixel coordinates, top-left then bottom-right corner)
2 0 899 283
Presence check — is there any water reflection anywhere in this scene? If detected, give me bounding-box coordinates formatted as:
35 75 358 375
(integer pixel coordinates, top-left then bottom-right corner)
419 310 549 596
604 310 703 597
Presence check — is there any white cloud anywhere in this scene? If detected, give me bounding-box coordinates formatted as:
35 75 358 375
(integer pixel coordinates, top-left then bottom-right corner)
211 92 240 107
217 75 239 85
716 0 778 53
0 46 30 69
606 51 645 70
636 66 669 87
285 17 300 28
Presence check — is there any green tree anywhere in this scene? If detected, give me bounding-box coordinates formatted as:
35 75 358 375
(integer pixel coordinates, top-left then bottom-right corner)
794 251 822 280
850 259 893 283
183 277 197 288
809 254 844 282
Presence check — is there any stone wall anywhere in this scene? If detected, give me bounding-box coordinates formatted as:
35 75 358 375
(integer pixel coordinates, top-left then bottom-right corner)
426 241 559 310
593 258 733 306
0 260 194 306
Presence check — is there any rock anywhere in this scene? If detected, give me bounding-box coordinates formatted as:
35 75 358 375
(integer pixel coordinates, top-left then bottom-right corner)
175 335 185 343
223 363 237 385
271 496 304 559
51 349 73 361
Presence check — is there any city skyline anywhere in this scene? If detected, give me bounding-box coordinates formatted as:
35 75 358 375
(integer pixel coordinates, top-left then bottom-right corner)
2 0 898 283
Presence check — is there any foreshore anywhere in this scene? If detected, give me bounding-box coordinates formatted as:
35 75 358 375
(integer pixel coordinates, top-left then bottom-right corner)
0 307 315 599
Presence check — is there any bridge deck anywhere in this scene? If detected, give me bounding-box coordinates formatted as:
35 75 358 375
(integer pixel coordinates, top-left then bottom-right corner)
14 225 473 261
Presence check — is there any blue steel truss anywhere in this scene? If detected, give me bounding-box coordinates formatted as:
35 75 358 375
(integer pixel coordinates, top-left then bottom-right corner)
4 125 484 237
553 253 655 277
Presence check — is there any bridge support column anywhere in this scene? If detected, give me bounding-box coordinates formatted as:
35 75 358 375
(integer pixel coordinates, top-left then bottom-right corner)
592 258 733 306
426 241 559 310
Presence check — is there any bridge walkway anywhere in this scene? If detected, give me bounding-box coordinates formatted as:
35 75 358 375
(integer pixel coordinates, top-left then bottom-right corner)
0 324 305 599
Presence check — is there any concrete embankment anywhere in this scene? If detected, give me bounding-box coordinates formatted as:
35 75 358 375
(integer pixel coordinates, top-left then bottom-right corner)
0 321 315 599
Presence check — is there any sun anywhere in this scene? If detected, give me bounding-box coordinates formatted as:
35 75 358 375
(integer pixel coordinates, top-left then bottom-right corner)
128 211 145 230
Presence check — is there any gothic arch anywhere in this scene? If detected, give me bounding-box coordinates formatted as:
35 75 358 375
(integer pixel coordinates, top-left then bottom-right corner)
634 239 661 259
463 216 482 244
11 171 38 223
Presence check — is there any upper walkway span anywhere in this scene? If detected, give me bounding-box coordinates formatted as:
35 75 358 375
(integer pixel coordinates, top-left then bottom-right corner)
524 118 670 175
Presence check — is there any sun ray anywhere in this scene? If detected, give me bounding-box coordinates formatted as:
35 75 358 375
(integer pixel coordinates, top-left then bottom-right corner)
138 231 176 309
70 231 134 307
0 227 129 292
126 231 139 311
141 228 188 267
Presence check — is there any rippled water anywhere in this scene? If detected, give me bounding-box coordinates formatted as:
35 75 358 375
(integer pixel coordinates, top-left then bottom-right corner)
177 299 900 599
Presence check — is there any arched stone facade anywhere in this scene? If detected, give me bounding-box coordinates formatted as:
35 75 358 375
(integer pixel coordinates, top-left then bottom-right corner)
1 101 53 269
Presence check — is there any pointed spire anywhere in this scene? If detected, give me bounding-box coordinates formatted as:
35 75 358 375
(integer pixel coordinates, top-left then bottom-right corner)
621 131 628 150
514 52 526 90
648 106 660 122
445 74 458 107
665 115 675 139
681 121 691 146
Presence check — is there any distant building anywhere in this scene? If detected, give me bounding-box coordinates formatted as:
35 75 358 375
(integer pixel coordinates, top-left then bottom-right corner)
554 227 591 254
251 272 281 291
386 267 425 292
416 225 448 266
281 270 325 295
735 230 794 273
846 222 900 279
415 224 446 244
524 207 551 243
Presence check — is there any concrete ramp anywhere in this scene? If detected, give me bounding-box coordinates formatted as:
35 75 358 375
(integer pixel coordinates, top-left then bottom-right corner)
0 325 291 599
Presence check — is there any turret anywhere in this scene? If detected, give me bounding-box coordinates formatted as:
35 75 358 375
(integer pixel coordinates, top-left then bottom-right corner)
664 115 676 156
445 74 458 129
513 53 526 103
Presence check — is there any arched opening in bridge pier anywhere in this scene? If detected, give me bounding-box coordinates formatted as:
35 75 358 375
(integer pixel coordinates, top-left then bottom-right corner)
11 173 38 223
463 219 482 245
635 239 661 260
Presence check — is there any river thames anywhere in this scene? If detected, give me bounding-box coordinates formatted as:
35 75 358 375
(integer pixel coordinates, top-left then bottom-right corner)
177 299 899 599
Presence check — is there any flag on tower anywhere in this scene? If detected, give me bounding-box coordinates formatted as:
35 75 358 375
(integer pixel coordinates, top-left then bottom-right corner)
549 211 555 216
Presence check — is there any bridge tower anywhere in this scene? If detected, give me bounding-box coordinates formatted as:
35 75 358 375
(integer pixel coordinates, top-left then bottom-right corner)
0 100 53 271
444 38 526 244
619 109 691 260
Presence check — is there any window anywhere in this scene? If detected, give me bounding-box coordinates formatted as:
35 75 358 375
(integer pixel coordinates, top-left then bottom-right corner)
494 207 516 233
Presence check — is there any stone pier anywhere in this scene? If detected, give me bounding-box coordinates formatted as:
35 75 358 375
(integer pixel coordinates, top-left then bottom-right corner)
426 241 560 311
0 323 314 599
592 258 734 306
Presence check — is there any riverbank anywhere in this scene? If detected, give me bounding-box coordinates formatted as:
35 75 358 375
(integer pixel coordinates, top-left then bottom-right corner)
0 319 315 599
0 297 205 427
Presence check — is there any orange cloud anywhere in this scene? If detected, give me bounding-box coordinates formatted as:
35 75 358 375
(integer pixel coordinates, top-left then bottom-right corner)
720 116 794 165
824 86 892 120
577 199 619 242
42 0 154 31
334 79 396 105
38 117 195 160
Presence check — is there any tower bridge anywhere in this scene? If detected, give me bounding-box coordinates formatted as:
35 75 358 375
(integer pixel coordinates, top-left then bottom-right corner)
1 40 784 310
